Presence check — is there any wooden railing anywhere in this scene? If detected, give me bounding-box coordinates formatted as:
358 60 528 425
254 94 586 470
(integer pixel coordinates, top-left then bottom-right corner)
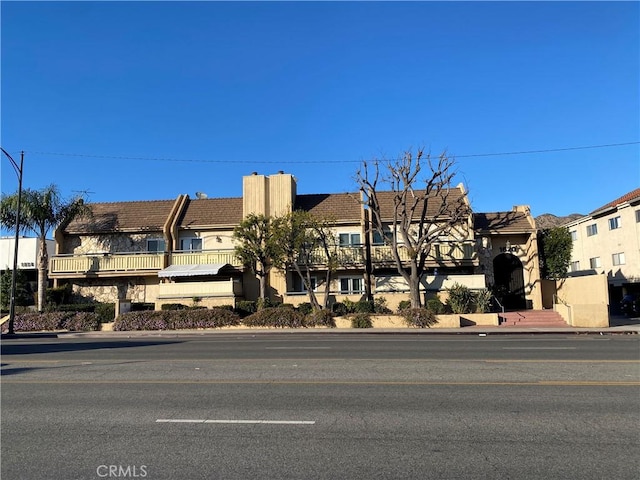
50 252 165 275
170 250 242 267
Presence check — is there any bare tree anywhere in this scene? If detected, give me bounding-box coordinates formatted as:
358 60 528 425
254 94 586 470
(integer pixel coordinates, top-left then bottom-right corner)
272 210 339 311
356 148 471 308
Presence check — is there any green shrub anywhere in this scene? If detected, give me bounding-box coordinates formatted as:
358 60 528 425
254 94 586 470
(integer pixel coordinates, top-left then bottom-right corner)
305 309 336 328
63 312 100 331
342 298 357 314
218 305 234 311
45 284 72 306
354 300 375 313
235 300 257 317
1 269 33 308
161 303 187 311
446 283 474 314
130 302 155 311
256 297 274 310
277 303 295 309
401 308 437 328
350 313 372 328
95 303 115 323
49 303 96 313
242 307 305 328
473 289 493 313
425 297 445 314
297 302 314 315
331 302 348 316
397 300 411 312
373 297 392 314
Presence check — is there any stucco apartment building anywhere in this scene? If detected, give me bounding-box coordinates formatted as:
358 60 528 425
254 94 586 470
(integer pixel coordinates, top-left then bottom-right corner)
49 172 542 311
564 188 640 307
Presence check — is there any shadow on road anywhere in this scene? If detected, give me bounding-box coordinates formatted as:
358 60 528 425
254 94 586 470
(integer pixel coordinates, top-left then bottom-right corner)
609 314 640 327
0 339 182 356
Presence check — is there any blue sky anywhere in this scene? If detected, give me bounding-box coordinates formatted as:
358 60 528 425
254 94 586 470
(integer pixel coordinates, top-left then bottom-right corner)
1 1 638 225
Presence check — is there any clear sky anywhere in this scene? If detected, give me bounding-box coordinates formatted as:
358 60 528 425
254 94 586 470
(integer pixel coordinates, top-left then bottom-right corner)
1 1 638 226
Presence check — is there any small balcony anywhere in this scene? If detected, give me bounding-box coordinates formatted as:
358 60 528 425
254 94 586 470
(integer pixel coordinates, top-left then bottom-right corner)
170 250 242 268
50 252 165 278
157 279 242 300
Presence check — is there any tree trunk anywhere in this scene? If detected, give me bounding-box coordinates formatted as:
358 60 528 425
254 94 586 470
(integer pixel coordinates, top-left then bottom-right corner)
408 264 422 308
37 237 49 312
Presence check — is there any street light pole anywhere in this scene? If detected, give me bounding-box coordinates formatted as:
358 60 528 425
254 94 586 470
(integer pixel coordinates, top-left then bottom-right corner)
1 148 24 336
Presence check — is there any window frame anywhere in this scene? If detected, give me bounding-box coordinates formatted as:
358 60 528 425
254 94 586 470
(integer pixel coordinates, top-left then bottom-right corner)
570 230 578 241
608 216 621 230
180 237 203 252
612 252 626 266
589 257 601 269
339 276 364 294
146 238 166 253
586 224 598 237
339 233 361 247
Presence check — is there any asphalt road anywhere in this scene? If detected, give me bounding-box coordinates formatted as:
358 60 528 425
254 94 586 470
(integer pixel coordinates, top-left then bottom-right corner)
2 334 639 480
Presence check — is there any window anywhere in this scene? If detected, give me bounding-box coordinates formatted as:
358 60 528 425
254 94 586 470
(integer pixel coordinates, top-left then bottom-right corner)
463 243 474 258
180 238 203 251
339 233 361 247
609 216 621 230
146 238 165 252
291 276 317 293
589 257 601 269
612 252 625 266
372 230 393 245
570 261 580 272
636 210 640 223
586 224 598 237
570 230 577 241
339 277 363 294
434 244 442 258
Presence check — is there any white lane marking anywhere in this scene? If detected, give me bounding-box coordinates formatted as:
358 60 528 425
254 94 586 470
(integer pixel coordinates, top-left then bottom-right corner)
156 419 315 425
502 347 577 350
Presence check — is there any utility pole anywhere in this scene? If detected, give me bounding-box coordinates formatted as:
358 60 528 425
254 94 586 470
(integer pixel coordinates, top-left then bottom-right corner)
1 148 24 336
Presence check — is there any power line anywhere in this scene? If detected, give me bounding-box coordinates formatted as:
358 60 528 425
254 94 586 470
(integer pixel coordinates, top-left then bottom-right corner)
22 141 640 165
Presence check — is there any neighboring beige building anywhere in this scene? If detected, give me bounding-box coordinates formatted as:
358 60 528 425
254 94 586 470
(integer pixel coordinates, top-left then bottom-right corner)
564 188 640 307
49 172 542 311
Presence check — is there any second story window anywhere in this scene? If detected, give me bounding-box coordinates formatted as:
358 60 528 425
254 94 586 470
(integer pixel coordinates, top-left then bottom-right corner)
609 216 621 230
147 239 165 253
570 261 580 272
339 233 361 247
636 209 640 223
181 238 203 251
589 257 601 269
612 252 625 266
570 230 577 241
586 224 598 237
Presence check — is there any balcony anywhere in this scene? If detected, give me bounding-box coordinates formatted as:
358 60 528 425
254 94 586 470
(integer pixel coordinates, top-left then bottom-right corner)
50 252 165 278
49 249 243 279
301 243 477 268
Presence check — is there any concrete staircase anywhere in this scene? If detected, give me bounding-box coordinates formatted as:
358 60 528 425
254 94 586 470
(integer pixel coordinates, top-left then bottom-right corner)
498 310 568 327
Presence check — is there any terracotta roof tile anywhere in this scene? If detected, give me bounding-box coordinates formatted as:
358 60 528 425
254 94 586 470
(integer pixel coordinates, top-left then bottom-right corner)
590 188 640 215
178 197 243 227
375 188 467 220
64 199 176 234
473 212 535 233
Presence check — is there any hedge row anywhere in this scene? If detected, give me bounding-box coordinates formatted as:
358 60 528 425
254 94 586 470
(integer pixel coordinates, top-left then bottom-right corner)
113 308 242 331
12 312 100 332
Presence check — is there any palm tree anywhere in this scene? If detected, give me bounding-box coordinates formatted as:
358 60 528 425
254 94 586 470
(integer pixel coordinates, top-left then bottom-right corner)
0 184 89 311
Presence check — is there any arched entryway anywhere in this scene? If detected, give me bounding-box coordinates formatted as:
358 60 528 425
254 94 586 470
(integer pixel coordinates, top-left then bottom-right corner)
493 253 526 310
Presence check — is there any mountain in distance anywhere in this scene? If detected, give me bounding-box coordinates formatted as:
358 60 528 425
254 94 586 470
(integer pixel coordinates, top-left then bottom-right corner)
534 213 584 229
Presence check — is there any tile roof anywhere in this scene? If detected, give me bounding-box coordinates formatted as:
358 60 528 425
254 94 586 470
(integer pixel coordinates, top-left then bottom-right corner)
590 188 640 215
295 193 362 222
374 188 468 220
178 197 244 228
473 212 535 233
64 199 177 234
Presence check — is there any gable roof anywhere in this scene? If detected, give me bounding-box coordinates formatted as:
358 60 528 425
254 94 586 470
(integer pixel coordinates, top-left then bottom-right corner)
64 199 177 234
178 197 243 228
295 193 362 222
374 188 468 220
473 211 535 233
590 188 640 216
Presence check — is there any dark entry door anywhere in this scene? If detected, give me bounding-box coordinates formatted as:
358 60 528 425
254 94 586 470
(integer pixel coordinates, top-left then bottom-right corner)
493 253 526 310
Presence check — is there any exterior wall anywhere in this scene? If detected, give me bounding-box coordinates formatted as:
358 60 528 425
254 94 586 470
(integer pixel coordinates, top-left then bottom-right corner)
69 276 159 304
175 229 236 251
553 274 609 327
0 237 55 271
242 172 296 218
567 203 640 288
62 232 165 255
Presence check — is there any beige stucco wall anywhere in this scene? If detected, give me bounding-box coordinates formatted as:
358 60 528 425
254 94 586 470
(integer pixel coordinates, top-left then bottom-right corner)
63 233 165 255
567 203 640 287
554 274 609 327
70 276 159 304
